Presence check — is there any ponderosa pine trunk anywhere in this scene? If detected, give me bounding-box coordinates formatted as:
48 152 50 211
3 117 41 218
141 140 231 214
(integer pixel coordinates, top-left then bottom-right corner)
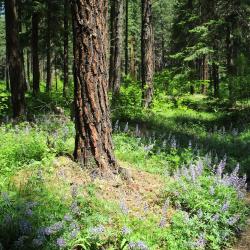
71 0 117 173
32 11 40 94
46 0 52 92
5 0 25 118
141 0 154 108
63 0 69 97
109 0 123 95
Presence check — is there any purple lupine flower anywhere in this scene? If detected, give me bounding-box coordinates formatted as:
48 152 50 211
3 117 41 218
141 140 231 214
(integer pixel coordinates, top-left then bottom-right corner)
190 164 196 182
209 186 215 195
121 226 131 235
70 222 79 230
70 229 79 239
124 122 129 132
136 241 149 250
196 159 203 176
56 237 66 248
25 208 33 217
194 233 207 249
216 160 226 179
159 217 167 228
32 238 44 247
71 201 80 215
170 137 177 149
128 242 137 249
211 214 220 222
71 184 78 198
120 200 129 215
89 225 105 235
19 220 32 235
64 214 73 222
227 215 240 226
221 201 230 212
197 209 203 218
114 120 119 131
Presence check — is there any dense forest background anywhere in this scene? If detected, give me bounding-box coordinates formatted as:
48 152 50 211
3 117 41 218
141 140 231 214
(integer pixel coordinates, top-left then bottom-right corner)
0 0 250 250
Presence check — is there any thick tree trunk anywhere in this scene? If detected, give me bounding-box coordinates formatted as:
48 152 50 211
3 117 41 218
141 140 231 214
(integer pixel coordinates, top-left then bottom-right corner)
32 11 40 94
5 0 25 118
124 0 129 75
109 0 124 95
71 0 117 173
141 0 154 108
46 0 52 92
63 0 69 97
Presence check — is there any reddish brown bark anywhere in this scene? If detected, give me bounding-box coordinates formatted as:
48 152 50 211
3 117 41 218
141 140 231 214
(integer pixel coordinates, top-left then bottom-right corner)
71 0 117 173
141 0 154 108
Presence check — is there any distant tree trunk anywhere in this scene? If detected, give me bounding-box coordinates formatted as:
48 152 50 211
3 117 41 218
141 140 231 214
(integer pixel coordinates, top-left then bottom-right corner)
130 36 136 79
109 0 124 95
212 62 219 98
71 0 118 173
124 0 129 75
5 0 25 118
26 49 31 84
63 0 69 97
141 0 154 108
109 0 115 90
46 0 52 92
32 11 40 94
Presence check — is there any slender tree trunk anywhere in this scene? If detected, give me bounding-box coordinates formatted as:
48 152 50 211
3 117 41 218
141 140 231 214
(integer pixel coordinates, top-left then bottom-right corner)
5 0 25 118
32 11 40 94
130 36 136 79
212 62 219 98
71 0 118 173
26 49 31 85
63 0 69 97
141 0 154 108
124 0 129 75
109 0 124 95
46 0 52 92
5 57 10 91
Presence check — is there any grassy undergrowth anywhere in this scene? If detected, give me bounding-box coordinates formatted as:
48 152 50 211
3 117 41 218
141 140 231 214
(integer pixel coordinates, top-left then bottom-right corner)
0 91 249 249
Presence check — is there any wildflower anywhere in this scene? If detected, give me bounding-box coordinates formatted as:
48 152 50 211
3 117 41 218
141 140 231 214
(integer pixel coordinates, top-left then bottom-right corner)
194 233 207 249
71 184 78 198
56 237 66 248
25 208 33 217
197 209 203 218
71 201 80 215
114 120 119 131
216 160 226 179
211 214 220 222
128 241 149 250
70 229 79 239
170 137 177 149
32 238 44 247
159 217 167 228
227 215 240 226
124 122 129 132
64 214 73 222
209 186 215 195
120 199 129 215
221 201 230 212
19 220 32 235
89 225 105 235
121 226 131 235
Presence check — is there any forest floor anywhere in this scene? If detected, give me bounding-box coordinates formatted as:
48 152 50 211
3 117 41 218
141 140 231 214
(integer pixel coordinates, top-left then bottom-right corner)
0 93 250 249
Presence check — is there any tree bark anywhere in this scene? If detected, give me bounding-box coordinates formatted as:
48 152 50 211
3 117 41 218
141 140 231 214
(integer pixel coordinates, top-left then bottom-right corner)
141 0 154 108
63 0 69 97
109 0 124 95
32 11 40 94
71 0 118 173
46 0 52 92
5 0 25 118
124 0 129 75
